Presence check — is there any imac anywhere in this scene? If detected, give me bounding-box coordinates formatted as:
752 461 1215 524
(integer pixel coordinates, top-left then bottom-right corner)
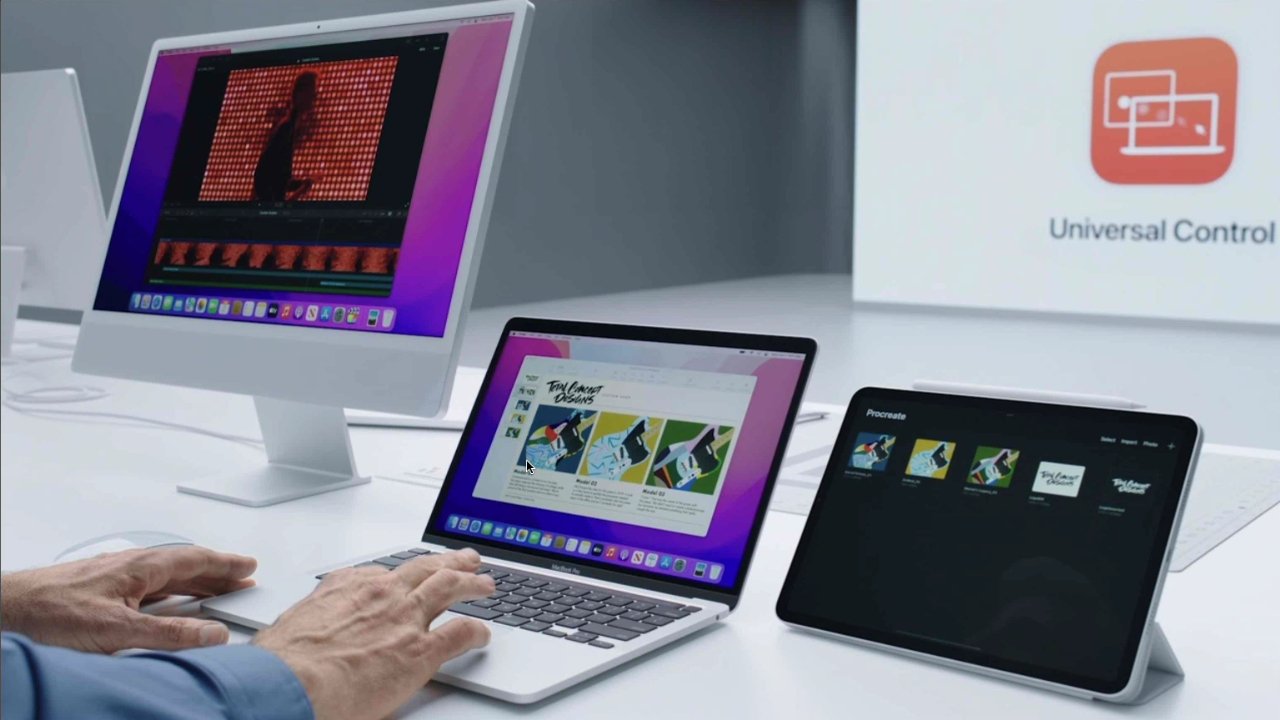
73 1 535 506
0 68 108 321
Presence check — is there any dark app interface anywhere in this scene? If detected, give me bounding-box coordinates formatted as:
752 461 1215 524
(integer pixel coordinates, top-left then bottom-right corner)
152 34 448 298
786 395 1187 689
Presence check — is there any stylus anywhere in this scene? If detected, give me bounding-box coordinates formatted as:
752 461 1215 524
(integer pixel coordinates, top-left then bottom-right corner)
911 380 1146 410
352 410 830 433
795 410 829 425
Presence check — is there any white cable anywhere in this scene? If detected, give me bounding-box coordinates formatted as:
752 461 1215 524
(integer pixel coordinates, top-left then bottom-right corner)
3 384 110 404
1 350 74 366
1 398 264 450
12 332 78 344
6 334 79 354
33 338 78 351
3 336 262 449
2 381 263 449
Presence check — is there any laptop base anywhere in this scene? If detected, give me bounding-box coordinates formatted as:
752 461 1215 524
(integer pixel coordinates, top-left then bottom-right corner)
204 545 727 703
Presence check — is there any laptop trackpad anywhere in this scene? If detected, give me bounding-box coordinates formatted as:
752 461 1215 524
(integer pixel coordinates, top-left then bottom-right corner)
430 611 516 644
429 611 514 677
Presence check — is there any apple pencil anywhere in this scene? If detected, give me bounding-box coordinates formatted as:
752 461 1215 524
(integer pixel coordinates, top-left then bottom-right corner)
912 380 1146 410
353 408 832 433
794 410 828 425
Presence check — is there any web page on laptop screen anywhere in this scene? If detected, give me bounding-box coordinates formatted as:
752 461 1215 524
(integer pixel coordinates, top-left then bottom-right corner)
432 330 807 590
473 356 756 537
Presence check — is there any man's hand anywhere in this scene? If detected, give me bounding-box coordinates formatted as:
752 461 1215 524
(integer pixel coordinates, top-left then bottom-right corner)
253 549 494 720
0 547 256 653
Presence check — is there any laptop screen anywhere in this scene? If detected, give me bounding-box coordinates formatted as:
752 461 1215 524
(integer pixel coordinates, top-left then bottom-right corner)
428 326 810 591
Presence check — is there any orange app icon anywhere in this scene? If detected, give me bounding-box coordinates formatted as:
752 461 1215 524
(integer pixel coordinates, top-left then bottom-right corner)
1091 37 1237 184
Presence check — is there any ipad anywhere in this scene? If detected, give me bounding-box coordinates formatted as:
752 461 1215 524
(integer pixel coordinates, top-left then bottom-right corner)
776 388 1200 698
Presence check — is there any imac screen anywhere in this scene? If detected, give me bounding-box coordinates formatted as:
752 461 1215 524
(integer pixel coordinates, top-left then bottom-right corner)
92 13 515 336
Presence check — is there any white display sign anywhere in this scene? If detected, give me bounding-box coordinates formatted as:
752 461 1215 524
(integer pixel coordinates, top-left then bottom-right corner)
853 0 1278 324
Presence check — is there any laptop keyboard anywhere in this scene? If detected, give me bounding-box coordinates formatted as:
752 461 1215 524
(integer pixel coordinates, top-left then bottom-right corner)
319 548 702 649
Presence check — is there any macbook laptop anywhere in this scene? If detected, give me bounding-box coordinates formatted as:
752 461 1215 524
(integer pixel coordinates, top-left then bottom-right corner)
206 317 815 702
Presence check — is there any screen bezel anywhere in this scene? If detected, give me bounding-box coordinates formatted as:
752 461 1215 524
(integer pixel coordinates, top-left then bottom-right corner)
73 1 533 417
775 387 1199 696
423 316 816 608
90 1 531 350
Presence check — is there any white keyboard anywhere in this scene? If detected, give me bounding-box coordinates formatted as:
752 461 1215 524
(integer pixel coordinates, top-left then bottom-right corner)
1169 446 1280 571
770 443 1280 572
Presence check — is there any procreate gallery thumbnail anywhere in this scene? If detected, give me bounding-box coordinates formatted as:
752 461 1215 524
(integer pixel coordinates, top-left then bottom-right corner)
968 447 1020 488
907 438 954 479
849 432 895 471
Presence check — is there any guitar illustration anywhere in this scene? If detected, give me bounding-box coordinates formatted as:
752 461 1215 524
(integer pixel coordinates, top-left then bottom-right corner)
586 416 662 480
649 426 735 491
524 410 598 471
968 448 1019 486
851 435 896 469
908 441 950 477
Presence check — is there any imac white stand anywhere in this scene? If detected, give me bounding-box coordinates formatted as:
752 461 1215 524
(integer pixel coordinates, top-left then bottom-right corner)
177 397 369 507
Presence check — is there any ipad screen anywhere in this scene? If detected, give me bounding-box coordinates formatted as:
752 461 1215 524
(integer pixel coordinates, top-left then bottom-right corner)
777 388 1198 694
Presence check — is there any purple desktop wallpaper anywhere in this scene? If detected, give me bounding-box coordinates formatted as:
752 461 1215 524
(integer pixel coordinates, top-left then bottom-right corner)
92 20 513 337
431 335 807 591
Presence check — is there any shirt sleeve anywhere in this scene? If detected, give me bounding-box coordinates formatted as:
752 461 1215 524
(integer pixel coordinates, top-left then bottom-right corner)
2 632 313 720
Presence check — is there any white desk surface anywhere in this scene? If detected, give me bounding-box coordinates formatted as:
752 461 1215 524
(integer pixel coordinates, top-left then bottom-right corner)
459 274 1280 448
3 275 1278 718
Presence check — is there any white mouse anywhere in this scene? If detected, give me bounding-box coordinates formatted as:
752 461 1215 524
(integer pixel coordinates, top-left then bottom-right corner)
56 531 194 564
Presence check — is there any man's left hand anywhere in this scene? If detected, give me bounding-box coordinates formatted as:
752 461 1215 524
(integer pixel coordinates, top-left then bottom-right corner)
0 546 256 653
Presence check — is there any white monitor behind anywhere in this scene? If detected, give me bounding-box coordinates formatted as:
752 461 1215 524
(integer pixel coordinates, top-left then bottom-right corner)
0 68 107 316
72 2 535 507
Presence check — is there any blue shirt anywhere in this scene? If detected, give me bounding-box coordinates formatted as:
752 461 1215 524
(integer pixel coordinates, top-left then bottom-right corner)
2 632 313 720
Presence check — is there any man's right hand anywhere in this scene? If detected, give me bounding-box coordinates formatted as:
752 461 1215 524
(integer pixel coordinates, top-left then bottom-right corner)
253 549 495 720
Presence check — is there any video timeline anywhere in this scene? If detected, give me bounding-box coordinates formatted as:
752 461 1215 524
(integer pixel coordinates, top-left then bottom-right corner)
150 241 399 295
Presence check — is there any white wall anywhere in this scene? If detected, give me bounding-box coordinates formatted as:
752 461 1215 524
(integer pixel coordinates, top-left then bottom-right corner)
853 0 1279 325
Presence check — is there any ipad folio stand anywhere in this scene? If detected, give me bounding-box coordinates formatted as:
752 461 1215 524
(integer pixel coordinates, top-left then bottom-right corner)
912 380 1185 705
1126 622 1184 705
